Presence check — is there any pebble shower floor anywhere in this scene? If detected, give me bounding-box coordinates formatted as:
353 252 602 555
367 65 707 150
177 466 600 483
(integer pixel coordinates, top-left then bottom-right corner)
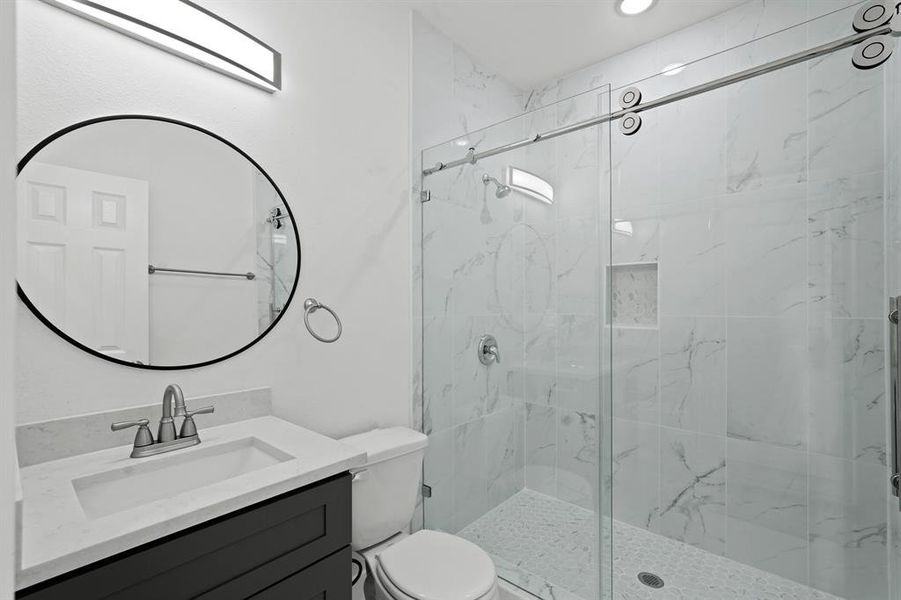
458 489 845 600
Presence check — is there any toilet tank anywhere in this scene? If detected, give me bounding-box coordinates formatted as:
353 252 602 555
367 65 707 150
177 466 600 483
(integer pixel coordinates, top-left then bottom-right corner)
339 427 428 550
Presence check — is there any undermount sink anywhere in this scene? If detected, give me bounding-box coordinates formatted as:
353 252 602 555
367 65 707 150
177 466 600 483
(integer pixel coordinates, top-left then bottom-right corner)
72 437 294 519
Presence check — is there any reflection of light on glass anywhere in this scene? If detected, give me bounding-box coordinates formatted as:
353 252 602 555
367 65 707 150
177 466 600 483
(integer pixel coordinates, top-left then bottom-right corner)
613 220 633 236
454 138 470 147
273 234 287 245
617 0 656 16
661 62 686 76
505 167 554 205
42 0 281 92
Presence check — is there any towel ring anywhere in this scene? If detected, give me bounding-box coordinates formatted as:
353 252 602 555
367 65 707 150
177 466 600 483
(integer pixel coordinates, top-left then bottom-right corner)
303 298 342 343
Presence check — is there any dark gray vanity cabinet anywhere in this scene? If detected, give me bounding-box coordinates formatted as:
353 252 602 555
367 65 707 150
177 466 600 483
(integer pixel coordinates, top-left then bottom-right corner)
17 472 352 600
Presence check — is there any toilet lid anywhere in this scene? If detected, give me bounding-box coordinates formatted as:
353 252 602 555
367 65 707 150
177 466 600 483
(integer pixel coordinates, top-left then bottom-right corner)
378 530 496 600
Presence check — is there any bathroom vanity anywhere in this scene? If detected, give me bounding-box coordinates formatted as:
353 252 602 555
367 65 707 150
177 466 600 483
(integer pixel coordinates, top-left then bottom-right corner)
14 416 365 599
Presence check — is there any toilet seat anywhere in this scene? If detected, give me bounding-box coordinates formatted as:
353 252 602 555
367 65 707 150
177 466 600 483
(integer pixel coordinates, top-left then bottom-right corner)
375 530 498 600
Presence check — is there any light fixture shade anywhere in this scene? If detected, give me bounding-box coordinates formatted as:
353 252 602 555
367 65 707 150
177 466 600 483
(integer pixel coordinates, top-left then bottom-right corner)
41 0 281 92
505 167 554 204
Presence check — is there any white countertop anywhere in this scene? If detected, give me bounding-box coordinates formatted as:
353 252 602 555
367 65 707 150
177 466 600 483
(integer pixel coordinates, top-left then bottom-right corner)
16 416 366 590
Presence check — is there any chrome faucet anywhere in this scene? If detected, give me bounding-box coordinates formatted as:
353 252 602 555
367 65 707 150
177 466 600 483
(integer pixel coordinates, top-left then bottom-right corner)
111 384 214 458
158 384 187 442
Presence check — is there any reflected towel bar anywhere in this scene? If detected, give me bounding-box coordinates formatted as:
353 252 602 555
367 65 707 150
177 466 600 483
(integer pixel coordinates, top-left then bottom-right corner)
148 265 255 280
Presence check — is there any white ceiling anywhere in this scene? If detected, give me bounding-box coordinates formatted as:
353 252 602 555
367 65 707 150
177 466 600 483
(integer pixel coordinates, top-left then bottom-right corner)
410 0 745 89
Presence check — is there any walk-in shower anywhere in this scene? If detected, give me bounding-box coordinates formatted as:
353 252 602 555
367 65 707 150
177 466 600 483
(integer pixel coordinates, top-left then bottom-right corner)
419 2 901 599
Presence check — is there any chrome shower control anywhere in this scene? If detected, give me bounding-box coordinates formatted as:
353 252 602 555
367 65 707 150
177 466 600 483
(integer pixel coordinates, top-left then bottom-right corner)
478 334 501 366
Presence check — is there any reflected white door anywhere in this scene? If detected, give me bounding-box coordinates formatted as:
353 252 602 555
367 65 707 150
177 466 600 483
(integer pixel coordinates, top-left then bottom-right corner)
17 162 150 364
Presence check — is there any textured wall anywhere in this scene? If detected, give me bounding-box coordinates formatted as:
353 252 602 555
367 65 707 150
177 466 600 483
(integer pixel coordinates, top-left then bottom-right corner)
15 0 412 439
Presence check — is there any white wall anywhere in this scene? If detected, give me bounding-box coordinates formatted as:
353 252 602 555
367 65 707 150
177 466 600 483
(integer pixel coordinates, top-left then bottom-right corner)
15 0 412 439
1 0 17 594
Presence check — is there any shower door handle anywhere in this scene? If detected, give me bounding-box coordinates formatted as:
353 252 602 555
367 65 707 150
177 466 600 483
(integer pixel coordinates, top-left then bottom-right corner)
890 296 901 504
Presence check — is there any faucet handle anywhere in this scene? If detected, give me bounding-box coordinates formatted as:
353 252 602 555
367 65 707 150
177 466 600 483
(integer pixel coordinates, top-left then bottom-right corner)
179 406 215 438
111 418 154 448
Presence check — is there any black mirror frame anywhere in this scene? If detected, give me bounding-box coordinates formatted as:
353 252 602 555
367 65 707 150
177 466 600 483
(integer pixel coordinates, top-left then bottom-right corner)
16 114 302 370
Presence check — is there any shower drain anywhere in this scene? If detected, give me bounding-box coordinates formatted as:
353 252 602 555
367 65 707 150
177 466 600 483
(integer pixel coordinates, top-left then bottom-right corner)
637 572 664 589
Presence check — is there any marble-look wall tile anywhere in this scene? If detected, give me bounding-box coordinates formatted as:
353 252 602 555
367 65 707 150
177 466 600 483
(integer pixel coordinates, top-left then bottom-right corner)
808 454 888 599
557 409 598 511
422 315 453 435
657 428 726 555
807 23 883 183
659 317 725 435
612 327 658 424
557 314 601 415
557 216 601 315
726 438 808 584
726 316 807 450
612 418 659 531
523 315 557 405
659 201 724 317
724 64 807 193
722 184 807 318
453 418 488 531
525 403 557 496
484 405 525 509
807 175 884 319
808 318 885 465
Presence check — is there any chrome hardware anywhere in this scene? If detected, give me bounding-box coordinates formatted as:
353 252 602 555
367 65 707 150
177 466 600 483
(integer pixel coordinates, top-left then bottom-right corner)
890 297 901 505
110 418 154 456
620 112 642 136
478 334 501 366
179 405 215 438
853 1 894 32
619 86 642 109
852 33 894 69
115 385 215 458
420 190 431 203
157 384 186 443
303 297 343 343
266 206 290 229
466 147 477 164
148 265 255 280
422 484 433 498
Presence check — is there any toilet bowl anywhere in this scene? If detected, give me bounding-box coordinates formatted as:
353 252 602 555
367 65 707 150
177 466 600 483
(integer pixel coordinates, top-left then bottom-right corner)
360 530 499 600
339 428 501 600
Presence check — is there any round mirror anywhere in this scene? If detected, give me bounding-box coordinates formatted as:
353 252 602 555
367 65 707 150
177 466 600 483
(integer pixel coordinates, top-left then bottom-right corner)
16 116 300 369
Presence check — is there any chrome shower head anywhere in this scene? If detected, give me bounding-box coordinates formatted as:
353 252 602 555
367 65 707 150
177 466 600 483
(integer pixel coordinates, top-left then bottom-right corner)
482 173 512 198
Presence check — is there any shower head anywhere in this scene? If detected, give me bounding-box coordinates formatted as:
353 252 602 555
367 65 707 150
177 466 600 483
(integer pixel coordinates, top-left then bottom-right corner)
482 173 512 198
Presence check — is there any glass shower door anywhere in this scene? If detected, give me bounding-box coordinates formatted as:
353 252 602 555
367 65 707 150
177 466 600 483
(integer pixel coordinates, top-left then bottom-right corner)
418 86 613 600
608 6 892 599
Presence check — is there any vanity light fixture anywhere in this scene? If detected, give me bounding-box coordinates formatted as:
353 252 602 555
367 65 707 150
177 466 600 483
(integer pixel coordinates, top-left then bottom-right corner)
41 0 282 92
617 0 657 16
505 167 554 205
661 62 686 76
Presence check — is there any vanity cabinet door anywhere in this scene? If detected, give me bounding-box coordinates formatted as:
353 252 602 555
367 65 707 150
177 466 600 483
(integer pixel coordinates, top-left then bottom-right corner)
239 546 349 600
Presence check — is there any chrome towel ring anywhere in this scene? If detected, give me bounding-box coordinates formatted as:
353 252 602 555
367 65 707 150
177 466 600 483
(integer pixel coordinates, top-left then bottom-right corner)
303 298 342 343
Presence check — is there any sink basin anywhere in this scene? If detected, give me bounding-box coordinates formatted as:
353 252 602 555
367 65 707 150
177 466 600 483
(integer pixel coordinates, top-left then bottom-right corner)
72 437 294 519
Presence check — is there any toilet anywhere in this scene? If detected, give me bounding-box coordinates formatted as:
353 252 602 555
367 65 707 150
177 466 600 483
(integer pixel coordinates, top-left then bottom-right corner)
340 427 500 600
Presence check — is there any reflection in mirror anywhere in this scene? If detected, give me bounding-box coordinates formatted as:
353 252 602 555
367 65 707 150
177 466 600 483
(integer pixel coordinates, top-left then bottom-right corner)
16 117 300 369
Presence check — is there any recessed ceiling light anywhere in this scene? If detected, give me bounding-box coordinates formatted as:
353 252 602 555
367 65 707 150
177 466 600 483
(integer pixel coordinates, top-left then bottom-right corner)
661 62 686 76
617 0 657 16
